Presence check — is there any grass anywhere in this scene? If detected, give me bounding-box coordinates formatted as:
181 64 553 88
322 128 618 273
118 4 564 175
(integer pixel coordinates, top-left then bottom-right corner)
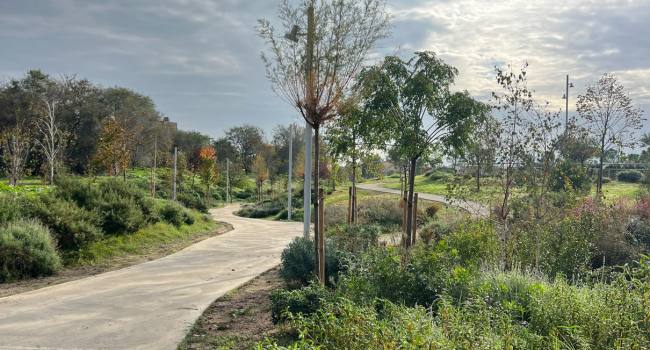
380 174 643 205
75 218 218 265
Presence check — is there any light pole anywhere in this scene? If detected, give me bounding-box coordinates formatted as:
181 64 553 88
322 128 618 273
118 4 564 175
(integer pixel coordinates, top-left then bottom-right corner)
226 158 229 204
287 124 293 221
562 75 574 135
283 14 313 238
173 147 177 201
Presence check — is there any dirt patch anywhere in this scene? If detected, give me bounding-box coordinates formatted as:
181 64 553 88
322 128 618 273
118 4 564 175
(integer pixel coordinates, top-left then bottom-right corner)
177 267 286 350
0 222 232 298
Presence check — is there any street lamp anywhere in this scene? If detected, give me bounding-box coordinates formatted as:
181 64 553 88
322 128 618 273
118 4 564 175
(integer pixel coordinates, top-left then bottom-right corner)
283 21 313 238
562 75 574 135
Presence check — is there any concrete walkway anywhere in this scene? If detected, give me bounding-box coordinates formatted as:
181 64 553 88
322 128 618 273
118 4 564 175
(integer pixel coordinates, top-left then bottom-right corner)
0 205 302 350
357 183 490 217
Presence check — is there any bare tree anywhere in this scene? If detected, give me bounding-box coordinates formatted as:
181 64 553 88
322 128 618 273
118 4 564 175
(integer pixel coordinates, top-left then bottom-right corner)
577 74 645 193
256 0 391 280
35 80 68 185
1 121 33 187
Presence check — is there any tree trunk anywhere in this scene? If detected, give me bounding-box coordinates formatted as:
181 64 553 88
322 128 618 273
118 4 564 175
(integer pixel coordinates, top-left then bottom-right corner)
351 155 356 224
598 137 605 193
476 161 481 191
313 124 322 282
406 157 417 248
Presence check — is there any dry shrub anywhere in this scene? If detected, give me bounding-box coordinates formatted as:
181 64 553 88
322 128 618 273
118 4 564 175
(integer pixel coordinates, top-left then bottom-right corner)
426 204 443 218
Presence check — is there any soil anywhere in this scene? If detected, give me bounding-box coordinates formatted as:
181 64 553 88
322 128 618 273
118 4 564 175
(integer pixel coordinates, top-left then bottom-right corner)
177 267 287 350
0 222 232 298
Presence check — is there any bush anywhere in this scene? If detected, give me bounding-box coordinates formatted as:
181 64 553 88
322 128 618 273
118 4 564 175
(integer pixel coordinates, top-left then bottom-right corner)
357 197 402 226
279 237 343 286
428 171 454 182
98 192 147 235
158 201 194 227
32 195 103 250
550 162 591 192
0 192 29 225
617 170 644 183
328 224 381 254
268 283 332 324
601 176 612 184
0 220 61 282
237 201 286 219
425 203 443 217
178 193 208 213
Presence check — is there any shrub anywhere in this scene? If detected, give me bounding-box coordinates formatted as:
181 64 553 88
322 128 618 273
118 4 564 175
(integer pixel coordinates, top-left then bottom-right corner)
178 193 208 213
0 220 61 282
237 201 285 219
444 219 499 267
158 201 193 227
279 237 343 286
268 283 332 324
0 192 29 225
32 195 103 250
357 197 402 226
425 203 443 217
617 170 644 183
601 176 611 184
98 192 146 235
428 171 454 182
329 224 381 254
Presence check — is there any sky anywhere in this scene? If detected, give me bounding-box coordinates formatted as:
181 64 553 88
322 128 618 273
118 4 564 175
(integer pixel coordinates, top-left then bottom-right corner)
0 0 648 147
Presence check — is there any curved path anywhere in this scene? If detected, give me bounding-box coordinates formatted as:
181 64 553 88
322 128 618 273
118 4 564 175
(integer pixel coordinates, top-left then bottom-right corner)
357 183 490 217
0 206 302 350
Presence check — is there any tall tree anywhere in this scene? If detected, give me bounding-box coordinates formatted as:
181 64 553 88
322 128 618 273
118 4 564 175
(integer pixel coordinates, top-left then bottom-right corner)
224 124 264 174
577 74 645 193
257 0 391 280
34 78 68 185
359 51 484 247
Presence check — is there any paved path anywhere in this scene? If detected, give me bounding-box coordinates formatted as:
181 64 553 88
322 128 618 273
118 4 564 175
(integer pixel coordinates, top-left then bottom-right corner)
357 183 490 217
0 206 302 350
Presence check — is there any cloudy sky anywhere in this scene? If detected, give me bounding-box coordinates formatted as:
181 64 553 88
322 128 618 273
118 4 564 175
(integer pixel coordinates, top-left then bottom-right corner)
1 0 648 144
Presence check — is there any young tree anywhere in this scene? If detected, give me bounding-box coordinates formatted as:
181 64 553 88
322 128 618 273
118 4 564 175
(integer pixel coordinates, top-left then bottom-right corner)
252 155 269 202
577 74 645 193
199 147 219 205
92 118 138 180
257 0 391 280
359 51 484 247
558 128 598 167
35 80 68 185
466 115 499 191
0 121 33 187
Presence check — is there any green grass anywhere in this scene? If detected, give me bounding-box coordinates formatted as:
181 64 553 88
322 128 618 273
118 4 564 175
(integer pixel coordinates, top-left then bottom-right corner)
75 217 217 265
381 174 643 205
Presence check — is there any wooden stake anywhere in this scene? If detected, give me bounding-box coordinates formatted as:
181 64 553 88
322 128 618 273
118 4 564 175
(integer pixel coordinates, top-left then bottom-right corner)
347 186 352 225
402 190 408 247
353 186 358 225
318 188 325 283
412 193 418 245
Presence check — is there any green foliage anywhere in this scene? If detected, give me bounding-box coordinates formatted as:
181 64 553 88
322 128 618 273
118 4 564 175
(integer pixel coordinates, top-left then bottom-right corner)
427 171 454 182
0 220 61 282
617 169 644 183
177 193 208 213
550 162 591 191
157 201 195 227
278 237 343 286
269 283 331 324
31 194 103 250
0 192 30 225
237 201 286 219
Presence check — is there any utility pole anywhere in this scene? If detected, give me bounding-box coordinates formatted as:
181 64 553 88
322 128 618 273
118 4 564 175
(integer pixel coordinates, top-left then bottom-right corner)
173 147 177 200
287 124 293 221
226 158 230 204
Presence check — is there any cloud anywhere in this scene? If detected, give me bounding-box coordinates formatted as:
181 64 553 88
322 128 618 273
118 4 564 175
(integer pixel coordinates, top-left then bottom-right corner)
0 0 648 141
